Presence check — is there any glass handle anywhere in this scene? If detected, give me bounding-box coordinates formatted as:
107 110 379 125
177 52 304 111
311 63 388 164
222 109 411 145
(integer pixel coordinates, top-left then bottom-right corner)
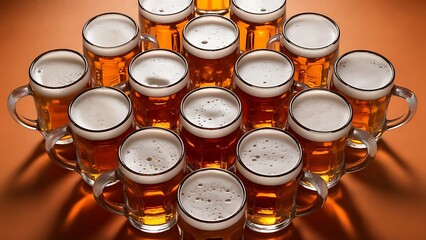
386 85 418 131
7 85 38 131
266 34 281 50
93 170 125 216
45 126 77 171
296 171 328 217
113 81 130 93
345 128 377 173
140 33 159 49
292 81 310 93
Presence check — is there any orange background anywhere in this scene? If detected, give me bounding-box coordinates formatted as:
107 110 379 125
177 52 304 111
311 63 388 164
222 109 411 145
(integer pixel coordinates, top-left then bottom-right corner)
1 0 425 239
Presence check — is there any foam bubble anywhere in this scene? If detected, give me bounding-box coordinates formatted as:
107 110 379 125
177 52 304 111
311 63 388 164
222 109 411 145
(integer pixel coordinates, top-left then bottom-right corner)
139 0 194 24
231 0 286 23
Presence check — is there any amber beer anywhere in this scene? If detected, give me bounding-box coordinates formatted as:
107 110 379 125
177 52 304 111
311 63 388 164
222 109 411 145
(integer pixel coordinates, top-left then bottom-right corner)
177 168 247 239
93 127 186 233
287 89 377 189
235 128 328 233
138 0 195 53
230 0 286 52
179 87 243 170
267 12 340 88
7 49 90 142
82 12 157 87
128 49 190 132
45 87 135 185
195 0 230 15
182 15 240 89
330 50 418 147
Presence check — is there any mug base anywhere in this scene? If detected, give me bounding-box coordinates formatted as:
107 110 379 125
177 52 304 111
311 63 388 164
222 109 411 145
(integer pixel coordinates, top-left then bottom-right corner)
246 218 292 233
128 216 177 233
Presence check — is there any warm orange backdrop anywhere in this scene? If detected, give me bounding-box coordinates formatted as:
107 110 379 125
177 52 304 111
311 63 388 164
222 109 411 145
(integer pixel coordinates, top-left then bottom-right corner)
1 0 425 239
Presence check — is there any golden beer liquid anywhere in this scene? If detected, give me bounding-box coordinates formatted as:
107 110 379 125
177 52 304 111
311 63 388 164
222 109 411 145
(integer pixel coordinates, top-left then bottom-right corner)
195 0 230 15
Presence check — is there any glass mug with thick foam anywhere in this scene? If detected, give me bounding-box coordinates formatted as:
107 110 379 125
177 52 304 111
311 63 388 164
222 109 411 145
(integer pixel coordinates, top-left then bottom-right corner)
230 0 286 52
93 127 186 233
138 0 195 53
45 87 135 185
235 128 328 233
195 0 230 15
287 89 377 189
179 87 243 171
182 14 240 89
83 12 158 87
330 50 418 147
177 168 247 240
267 12 340 88
7 49 90 143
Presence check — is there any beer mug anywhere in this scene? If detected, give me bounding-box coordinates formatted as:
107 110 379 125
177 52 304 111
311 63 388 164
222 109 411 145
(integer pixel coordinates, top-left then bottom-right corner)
45 87 135 185
93 127 186 233
82 12 158 87
287 88 377 189
267 12 340 88
179 87 243 171
231 49 307 132
177 168 247 239
330 50 418 147
182 14 240 89
235 127 328 233
138 0 195 52
127 49 190 132
7 49 90 143
195 0 230 15
230 0 286 52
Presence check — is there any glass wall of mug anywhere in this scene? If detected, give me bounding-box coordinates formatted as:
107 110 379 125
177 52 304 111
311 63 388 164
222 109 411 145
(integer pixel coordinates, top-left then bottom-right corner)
235 127 328 233
179 87 243 171
230 0 286 52
267 12 340 88
93 127 186 233
7 49 90 144
82 12 158 87
177 168 247 240
330 50 418 148
45 87 135 186
195 0 230 15
286 88 377 189
138 0 195 53
182 14 240 89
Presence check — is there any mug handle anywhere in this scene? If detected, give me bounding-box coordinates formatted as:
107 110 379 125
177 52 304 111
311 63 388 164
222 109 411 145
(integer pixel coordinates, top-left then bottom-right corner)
295 171 328 217
93 170 125 216
345 128 378 173
266 34 281 50
113 81 130 93
7 85 38 131
45 126 77 171
386 86 418 131
140 33 159 49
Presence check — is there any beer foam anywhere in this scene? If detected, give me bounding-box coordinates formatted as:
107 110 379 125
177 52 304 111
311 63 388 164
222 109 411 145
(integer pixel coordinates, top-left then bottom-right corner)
83 13 139 56
177 169 246 231
234 49 294 97
29 50 90 98
288 89 352 142
282 13 339 58
231 0 286 23
69 87 133 141
236 128 302 186
139 0 194 24
333 51 394 100
129 49 188 97
119 128 185 184
183 15 239 59
180 87 242 138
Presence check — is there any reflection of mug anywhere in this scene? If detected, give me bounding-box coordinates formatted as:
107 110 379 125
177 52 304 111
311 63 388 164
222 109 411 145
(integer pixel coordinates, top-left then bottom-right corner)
230 0 286 52
82 12 158 87
236 128 328 233
177 168 246 239
195 0 230 15
330 50 418 147
287 89 377 189
93 127 186 233
267 12 340 88
45 87 135 185
7 49 90 143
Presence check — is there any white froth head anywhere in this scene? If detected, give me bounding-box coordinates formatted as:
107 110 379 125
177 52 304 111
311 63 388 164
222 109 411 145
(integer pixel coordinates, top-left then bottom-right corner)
180 87 242 138
333 50 395 100
177 168 247 231
231 0 286 23
139 0 194 24
129 49 189 97
183 15 239 59
236 128 302 186
83 12 140 56
282 12 340 58
234 49 294 98
288 89 352 142
69 87 134 141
